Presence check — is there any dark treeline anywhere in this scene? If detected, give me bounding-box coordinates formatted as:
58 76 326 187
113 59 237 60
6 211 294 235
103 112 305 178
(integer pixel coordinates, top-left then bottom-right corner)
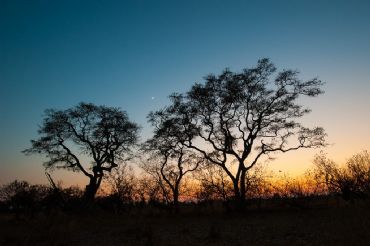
2 150 370 215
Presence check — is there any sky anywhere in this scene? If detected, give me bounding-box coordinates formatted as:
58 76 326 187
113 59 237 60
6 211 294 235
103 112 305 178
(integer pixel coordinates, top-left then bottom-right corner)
1 0 370 187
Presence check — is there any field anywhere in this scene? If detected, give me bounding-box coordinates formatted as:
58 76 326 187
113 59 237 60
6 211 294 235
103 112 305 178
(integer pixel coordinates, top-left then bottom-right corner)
1 203 370 246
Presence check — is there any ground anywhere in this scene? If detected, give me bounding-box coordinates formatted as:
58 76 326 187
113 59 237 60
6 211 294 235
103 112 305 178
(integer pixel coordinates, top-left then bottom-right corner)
1 205 370 245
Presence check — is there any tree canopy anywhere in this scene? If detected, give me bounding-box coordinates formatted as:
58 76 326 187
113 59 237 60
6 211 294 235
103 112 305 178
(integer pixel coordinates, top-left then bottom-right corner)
148 58 326 202
24 102 140 201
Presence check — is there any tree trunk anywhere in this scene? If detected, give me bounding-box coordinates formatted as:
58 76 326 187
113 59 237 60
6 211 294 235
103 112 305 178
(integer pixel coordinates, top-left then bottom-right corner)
84 176 100 202
233 179 241 201
173 188 179 212
231 169 247 211
240 169 247 202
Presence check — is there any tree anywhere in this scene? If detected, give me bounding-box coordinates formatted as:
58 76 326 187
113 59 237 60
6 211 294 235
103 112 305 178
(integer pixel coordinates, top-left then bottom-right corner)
141 126 202 209
149 58 326 203
194 163 234 201
24 102 139 202
105 163 137 204
0 180 51 215
312 153 343 195
0 180 31 203
346 150 370 196
136 175 167 204
313 151 370 200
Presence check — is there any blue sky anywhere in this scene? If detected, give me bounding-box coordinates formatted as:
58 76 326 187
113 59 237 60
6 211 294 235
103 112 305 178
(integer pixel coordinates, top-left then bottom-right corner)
1 0 370 185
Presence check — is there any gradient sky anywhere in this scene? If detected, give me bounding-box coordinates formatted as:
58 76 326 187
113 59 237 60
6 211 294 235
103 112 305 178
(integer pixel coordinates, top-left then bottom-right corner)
1 0 370 186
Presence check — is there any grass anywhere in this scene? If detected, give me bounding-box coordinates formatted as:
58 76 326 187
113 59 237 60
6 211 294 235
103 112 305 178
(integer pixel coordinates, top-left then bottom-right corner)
1 204 370 245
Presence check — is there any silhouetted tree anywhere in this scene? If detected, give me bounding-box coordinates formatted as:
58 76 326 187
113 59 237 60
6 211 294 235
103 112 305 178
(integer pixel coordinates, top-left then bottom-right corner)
0 180 52 216
194 163 271 204
105 163 137 203
0 180 30 203
149 58 326 203
136 175 168 204
194 163 233 201
346 150 370 196
23 102 139 202
313 151 370 200
141 137 201 209
142 112 205 210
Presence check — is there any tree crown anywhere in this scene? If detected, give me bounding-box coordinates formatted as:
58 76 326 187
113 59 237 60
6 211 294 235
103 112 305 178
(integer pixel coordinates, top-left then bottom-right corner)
24 102 140 177
148 58 326 172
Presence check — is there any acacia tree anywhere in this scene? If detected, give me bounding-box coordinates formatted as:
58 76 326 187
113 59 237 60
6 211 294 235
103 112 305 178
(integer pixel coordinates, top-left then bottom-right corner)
149 58 326 202
24 102 139 202
141 123 202 209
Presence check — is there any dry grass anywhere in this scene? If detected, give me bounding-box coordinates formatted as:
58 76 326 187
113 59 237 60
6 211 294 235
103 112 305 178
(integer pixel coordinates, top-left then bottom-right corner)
1 205 370 245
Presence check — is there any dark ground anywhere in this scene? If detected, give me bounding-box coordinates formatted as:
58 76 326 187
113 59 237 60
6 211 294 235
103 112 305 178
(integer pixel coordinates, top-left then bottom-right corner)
1 204 370 245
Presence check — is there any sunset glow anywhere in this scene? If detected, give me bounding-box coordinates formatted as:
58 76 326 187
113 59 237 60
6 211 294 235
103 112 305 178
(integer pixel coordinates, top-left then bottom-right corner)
1 0 369 188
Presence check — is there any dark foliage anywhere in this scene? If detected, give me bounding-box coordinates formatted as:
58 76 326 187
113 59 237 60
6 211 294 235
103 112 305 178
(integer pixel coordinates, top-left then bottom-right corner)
148 58 326 202
313 150 370 201
23 102 139 201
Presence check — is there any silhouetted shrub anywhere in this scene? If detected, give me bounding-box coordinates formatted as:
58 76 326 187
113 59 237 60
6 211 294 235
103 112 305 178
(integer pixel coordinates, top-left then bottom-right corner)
313 151 370 201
